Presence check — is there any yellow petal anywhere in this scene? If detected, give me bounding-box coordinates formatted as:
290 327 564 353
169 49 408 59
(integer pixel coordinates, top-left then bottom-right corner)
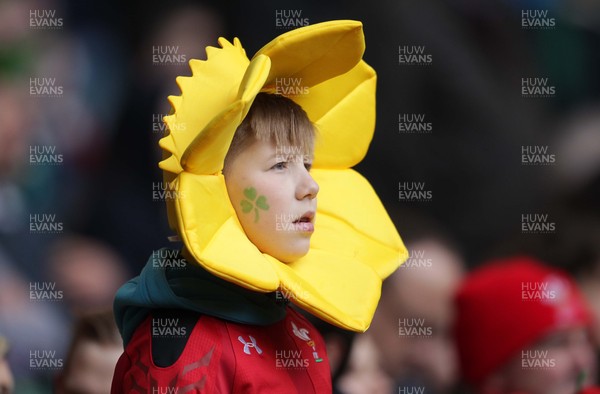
277 248 381 332
256 20 365 90
159 38 249 176
311 168 408 278
294 61 376 168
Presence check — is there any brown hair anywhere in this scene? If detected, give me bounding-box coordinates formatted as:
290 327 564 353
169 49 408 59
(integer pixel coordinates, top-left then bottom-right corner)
61 310 121 374
223 93 316 172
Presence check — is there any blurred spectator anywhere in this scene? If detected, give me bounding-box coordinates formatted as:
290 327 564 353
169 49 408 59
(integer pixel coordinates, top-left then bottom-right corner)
551 107 600 347
338 333 392 394
339 210 465 393
0 0 128 281
0 335 14 394
553 106 600 197
454 256 597 394
0 249 68 389
46 235 129 315
488 106 600 347
55 310 122 394
0 83 30 236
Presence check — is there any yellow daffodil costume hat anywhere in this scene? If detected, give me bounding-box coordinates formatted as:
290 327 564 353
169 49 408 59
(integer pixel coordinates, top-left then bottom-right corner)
159 20 408 332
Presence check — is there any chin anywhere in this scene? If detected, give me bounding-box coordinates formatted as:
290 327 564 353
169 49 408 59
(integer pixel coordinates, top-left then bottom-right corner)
272 248 310 263
263 237 310 263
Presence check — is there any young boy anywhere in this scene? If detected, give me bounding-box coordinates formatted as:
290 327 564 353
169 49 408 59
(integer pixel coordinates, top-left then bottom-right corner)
111 20 406 393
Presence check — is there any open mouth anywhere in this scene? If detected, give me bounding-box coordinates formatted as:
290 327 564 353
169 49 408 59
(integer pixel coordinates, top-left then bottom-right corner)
293 217 311 224
293 212 314 224
292 212 315 232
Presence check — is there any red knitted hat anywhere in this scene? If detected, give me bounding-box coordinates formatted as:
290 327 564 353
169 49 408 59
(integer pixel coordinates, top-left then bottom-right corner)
453 256 592 387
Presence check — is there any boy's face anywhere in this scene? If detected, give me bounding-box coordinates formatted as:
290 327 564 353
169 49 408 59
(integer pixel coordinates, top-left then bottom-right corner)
224 137 319 263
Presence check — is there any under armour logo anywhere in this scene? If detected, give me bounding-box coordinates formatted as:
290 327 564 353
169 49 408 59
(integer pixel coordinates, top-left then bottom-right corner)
238 335 263 355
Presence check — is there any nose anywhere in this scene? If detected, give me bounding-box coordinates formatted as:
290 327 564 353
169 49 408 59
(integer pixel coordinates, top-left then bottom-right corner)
296 167 319 200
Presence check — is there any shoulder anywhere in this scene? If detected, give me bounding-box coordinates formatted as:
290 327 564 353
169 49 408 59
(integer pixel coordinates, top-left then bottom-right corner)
114 310 234 393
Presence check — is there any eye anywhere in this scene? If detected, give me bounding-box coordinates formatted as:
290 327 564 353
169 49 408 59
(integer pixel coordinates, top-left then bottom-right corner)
272 161 288 170
304 162 313 171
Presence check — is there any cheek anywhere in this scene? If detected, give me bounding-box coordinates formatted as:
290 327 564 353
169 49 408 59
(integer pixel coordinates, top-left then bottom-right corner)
509 356 567 389
230 179 279 231
248 181 290 217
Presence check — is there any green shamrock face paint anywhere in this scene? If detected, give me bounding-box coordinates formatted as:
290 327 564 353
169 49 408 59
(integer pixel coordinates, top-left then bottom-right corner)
241 187 270 223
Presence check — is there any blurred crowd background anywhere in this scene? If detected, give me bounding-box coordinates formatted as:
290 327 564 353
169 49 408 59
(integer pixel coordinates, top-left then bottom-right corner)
0 0 599 392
